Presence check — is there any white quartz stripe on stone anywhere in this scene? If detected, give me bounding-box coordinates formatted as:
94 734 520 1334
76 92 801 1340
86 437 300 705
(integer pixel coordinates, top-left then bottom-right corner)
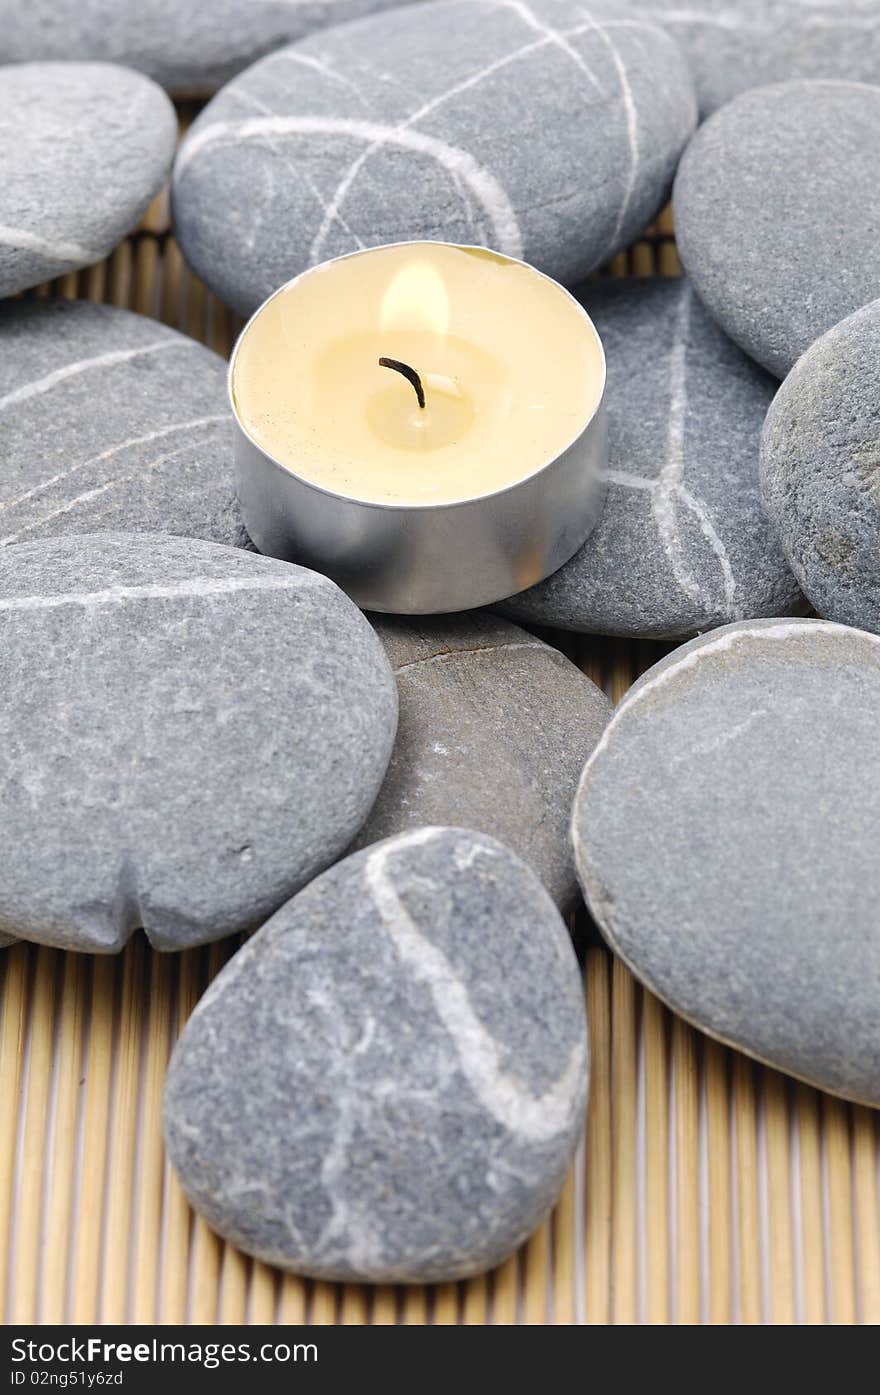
364 828 586 1143
0 222 99 265
0 340 181 413
175 115 524 259
0 572 328 615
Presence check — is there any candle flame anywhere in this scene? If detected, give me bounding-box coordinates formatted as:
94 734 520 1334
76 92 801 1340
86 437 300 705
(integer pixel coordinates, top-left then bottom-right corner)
379 259 451 338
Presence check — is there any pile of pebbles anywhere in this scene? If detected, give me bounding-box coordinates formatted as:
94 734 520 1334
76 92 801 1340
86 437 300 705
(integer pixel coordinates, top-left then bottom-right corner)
1 0 879 1284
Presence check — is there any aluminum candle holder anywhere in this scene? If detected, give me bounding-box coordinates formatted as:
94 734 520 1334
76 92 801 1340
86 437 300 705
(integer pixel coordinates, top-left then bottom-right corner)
229 244 608 615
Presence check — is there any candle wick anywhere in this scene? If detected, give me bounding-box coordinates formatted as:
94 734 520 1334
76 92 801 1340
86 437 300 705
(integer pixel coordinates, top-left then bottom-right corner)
378 357 426 410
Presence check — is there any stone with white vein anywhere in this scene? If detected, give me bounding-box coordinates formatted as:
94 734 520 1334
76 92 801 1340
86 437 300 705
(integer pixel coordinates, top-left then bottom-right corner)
501 278 802 639
674 80 880 378
574 618 880 1105
627 1 880 117
761 299 880 636
0 533 397 952
172 0 697 315
353 612 610 910
0 299 247 549
164 826 588 1280
0 1 407 96
0 62 176 297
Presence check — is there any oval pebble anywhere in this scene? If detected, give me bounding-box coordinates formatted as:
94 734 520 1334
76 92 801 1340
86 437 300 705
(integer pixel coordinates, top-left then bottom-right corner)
628 0 880 117
761 299 880 635
573 618 880 1105
0 0 406 96
0 299 245 550
354 612 610 910
172 0 697 315
0 62 176 297
674 80 880 378
164 826 588 1282
0 533 397 952
501 277 802 639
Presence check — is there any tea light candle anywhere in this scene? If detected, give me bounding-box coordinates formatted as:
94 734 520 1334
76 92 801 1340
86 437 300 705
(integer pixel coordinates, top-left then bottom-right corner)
230 242 606 613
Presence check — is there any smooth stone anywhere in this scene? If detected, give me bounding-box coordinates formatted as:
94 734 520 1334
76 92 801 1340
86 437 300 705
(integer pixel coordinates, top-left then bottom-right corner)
629 1 880 117
172 0 697 315
0 533 397 952
0 1 407 96
501 278 802 639
761 299 880 635
0 62 176 297
674 80 880 378
164 826 588 1281
0 299 246 549
353 613 610 910
574 618 880 1105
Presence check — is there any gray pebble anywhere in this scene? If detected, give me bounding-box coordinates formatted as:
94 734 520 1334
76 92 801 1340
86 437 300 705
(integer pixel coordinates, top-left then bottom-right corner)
761 299 880 635
0 1 407 96
628 0 880 117
0 299 246 549
172 0 697 315
674 80 880 378
0 533 397 952
164 826 588 1281
353 613 610 910
0 62 176 297
573 618 880 1105
501 278 802 639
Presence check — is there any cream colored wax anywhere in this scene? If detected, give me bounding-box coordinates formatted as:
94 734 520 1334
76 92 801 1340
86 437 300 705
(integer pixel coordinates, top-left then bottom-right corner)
231 243 604 507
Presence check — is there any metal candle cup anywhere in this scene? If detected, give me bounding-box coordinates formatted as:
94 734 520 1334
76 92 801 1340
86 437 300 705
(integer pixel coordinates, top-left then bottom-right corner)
229 243 607 615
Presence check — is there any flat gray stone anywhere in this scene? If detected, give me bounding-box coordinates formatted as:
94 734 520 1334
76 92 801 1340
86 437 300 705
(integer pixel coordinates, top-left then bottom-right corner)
0 533 397 952
761 299 880 635
353 614 610 910
172 0 697 315
674 80 880 378
0 1 407 96
164 826 588 1281
0 299 246 549
0 62 176 296
574 618 880 1105
628 1 880 116
501 278 802 639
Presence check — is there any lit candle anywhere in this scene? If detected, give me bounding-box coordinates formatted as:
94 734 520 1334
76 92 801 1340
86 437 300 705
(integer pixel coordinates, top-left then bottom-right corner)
230 242 606 613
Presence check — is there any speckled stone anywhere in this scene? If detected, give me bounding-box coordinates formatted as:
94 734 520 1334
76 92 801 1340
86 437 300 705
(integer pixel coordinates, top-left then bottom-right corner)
761 299 880 635
629 1 880 116
0 0 408 96
353 613 610 910
573 618 880 1105
164 826 588 1281
0 533 397 952
0 62 176 297
674 80 880 378
172 0 697 315
0 299 246 548
501 278 802 639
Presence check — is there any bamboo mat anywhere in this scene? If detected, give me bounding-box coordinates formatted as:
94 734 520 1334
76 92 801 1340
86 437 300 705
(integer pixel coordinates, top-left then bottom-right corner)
2 171 879 1326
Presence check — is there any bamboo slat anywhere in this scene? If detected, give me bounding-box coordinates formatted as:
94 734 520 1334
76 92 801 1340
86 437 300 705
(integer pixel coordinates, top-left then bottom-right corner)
0 175 876 1326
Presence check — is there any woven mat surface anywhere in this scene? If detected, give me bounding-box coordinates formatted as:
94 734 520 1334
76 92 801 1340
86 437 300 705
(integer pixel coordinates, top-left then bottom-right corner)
2 171 878 1326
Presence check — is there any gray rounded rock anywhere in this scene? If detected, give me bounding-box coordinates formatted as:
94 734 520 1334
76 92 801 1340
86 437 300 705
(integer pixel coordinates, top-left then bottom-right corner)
172 0 697 315
0 533 397 952
0 1 408 96
674 80 880 378
761 299 880 635
164 826 588 1282
628 1 880 117
0 299 246 549
354 613 610 910
501 278 802 639
574 618 880 1105
0 62 176 297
